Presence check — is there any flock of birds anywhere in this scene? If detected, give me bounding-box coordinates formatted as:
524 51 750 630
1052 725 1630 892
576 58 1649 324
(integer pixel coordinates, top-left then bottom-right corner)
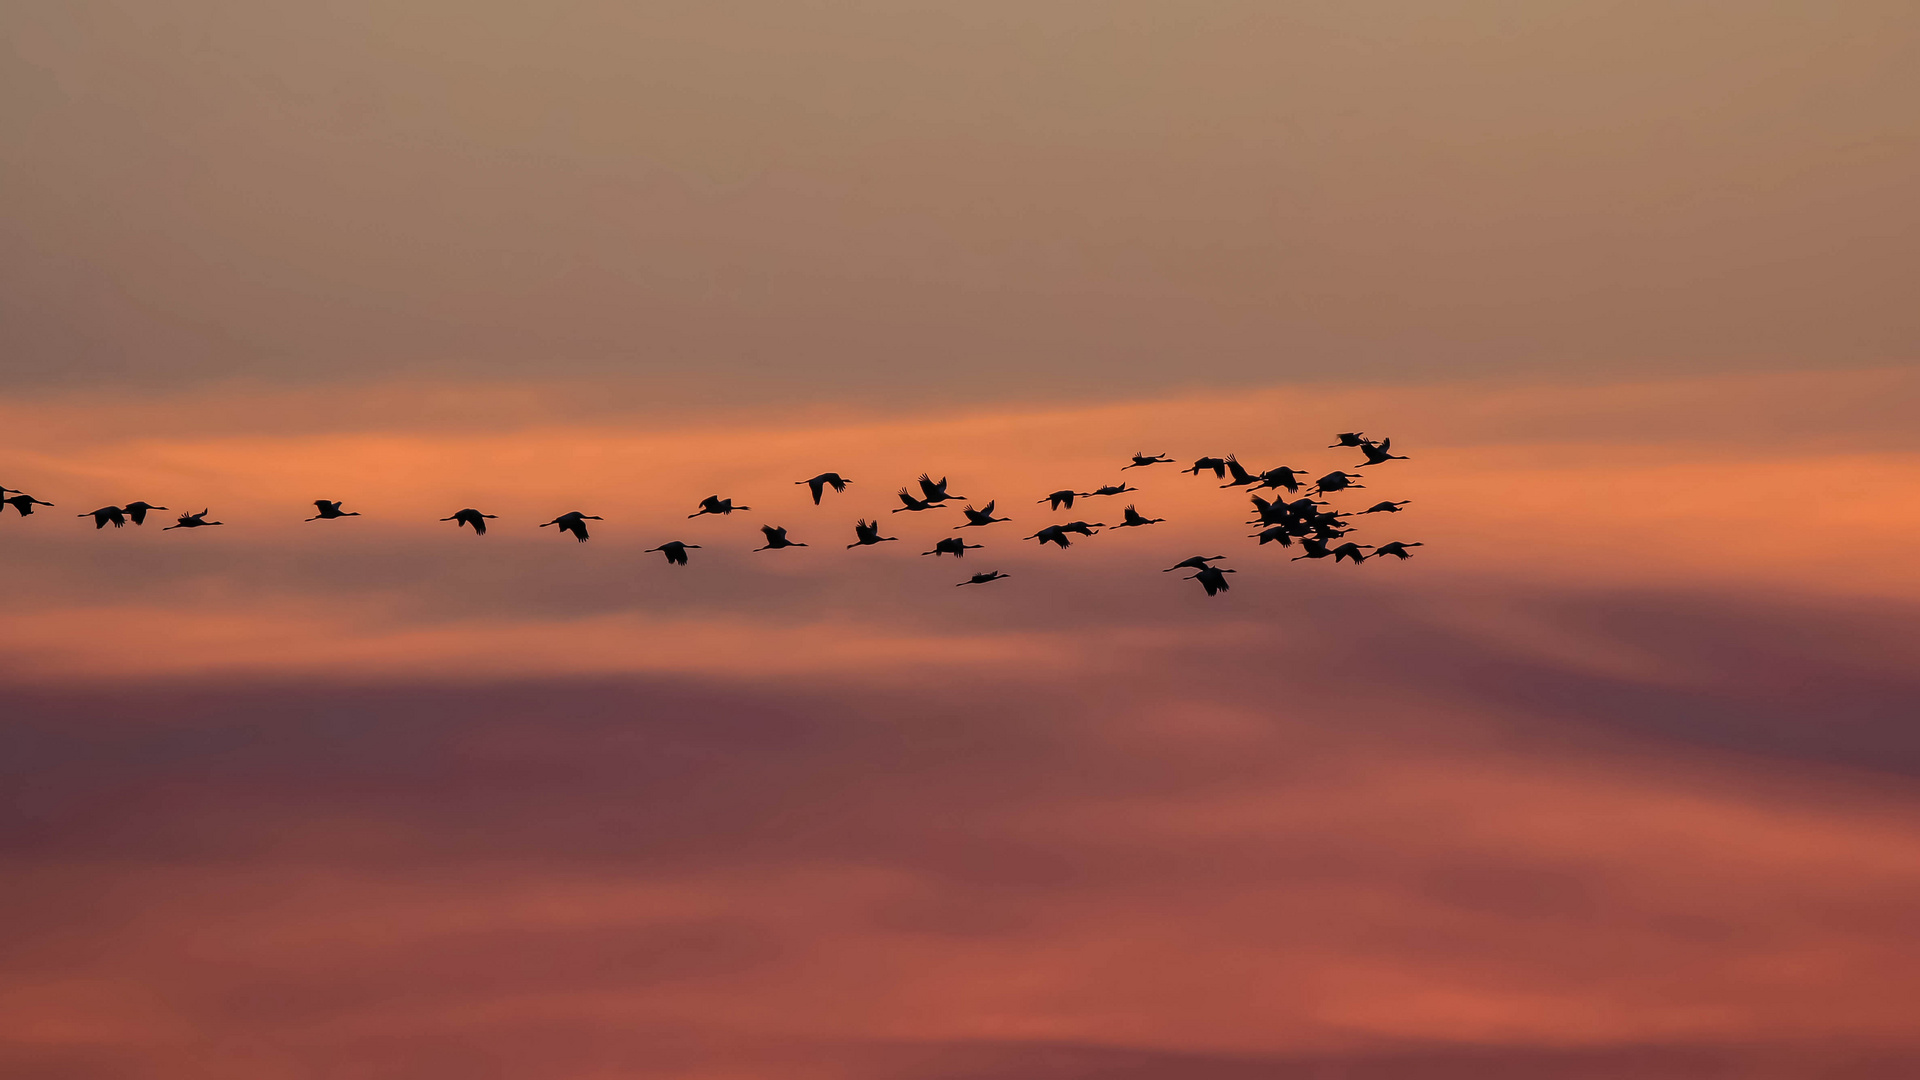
1 432 1421 595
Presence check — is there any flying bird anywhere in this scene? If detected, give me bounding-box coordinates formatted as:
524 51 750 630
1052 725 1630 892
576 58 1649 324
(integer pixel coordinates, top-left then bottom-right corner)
847 519 898 548
1163 555 1227 572
645 540 700 565
689 495 748 518
893 488 944 513
1329 432 1367 448
1332 542 1373 564
797 473 851 504
755 525 806 550
1291 537 1334 561
1040 489 1081 511
922 537 982 558
540 511 601 541
80 506 127 529
954 501 1010 528
1185 565 1236 596
1359 500 1410 514
1219 456 1260 488
307 500 360 521
1373 541 1424 560
163 509 222 530
957 571 1010 586
442 508 497 535
1357 438 1408 466
1122 453 1175 470
1086 483 1136 497
1309 471 1364 495
1250 525 1293 546
1111 505 1164 528
123 501 168 526
1059 520 1103 536
4 494 53 516
917 474 965 503
1251 466 1306 493
1184 457 1228 478
1026 525 1073 549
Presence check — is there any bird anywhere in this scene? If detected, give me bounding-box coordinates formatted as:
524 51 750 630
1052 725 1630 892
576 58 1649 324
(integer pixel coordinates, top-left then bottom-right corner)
1309 471 1364 494
755 525 806 550
1184 456 1227 478
954 501 1010 528
892 488 943 513
122 501 168 526
797 473 851 504
689 495 748 518
923 537 982 558
1359 500 1410 514
1026 525 1073 549
1332 542 1373 564
1250 525 1293 546
441 508 496 535
847 519 898 548
645 540 700 565
1111 505 1164 528
307 500 360 521
1357 438 1408 466
1219 456 1260 488
1373 541 1424 560
1329 432 1367 448
1040 489 1081 511
1251 466 1306 493
1185 565 1236 596
80 506 127 529
540 511 601 541
1163 555 1227 572
4 494 54 516
1086 483 1136 498
917 475 965 503
1059 520 1103 536
1291 537 1333 561
1122 453 1175 470
163 509 222 530
957 571 1010 586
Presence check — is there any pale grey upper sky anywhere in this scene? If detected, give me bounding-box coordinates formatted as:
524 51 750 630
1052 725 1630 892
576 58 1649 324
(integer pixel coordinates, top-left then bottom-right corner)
4 0 1915 403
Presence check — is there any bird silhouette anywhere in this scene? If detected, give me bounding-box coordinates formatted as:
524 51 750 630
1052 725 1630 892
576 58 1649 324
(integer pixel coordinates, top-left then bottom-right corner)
1359 500 1410 514
1026 525 1073 549
1163 555 1227 572
847 519 898 548
442 508 496 535
1185 565 1236 596
80 506 127 529
645 540 700 565
923 537 982 557
893 488 943 513
306 500 360 521
1184 456 1228 478
1123 453 1175 470
1111 504 1164 528
957 570 1010 586
1251 466 1306 493
123 501 167 526
689 495 748 518
1250 525 1294 546
1219 456 1260 488
1332 542 1373 563
1357 438 1408 466
1329 432 1367 448
1087 483 1136 497
797 473 851 504
1040 489 1081 511
954 501 1010 528
917 475 965 503
540 511 601 541
4 494 53 516
1373 541 1424 560
1309 471 1364 495
1291 537 1333 561
755 525 807 550
1059 520 1103 536
163 509 222 530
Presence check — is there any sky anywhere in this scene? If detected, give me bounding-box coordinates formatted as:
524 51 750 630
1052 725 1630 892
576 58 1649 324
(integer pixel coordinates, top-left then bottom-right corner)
3 3 1919 1079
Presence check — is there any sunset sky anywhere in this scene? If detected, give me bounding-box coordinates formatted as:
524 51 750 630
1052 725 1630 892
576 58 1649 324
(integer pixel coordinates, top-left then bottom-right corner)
4 3 1919 1078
